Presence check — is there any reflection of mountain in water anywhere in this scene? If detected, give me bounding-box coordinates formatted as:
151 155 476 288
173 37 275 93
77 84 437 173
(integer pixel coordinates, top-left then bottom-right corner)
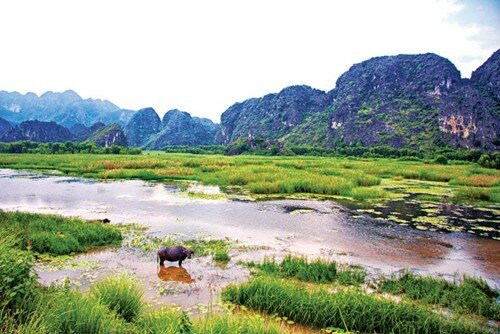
157 265 195 283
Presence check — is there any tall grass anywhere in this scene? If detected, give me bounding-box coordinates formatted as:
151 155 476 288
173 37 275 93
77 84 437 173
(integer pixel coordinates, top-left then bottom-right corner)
90 274 145 322
380 271 500 319
40 290 127 334
134 307 191 334
249 255 365 285
222 277 489 334
1 153 498 203
193 314 281 334
0 210 122 255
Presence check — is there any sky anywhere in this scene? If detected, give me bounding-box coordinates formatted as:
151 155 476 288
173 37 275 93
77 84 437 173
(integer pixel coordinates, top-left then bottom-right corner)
0 0 498 122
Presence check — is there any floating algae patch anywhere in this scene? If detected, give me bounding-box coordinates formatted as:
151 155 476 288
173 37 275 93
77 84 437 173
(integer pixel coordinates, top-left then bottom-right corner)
343 194 499 238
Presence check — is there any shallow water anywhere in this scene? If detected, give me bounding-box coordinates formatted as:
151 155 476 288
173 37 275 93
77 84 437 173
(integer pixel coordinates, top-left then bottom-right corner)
0 169 498 309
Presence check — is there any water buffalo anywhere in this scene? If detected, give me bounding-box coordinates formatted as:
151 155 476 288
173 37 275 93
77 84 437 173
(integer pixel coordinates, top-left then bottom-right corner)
157 246 194 267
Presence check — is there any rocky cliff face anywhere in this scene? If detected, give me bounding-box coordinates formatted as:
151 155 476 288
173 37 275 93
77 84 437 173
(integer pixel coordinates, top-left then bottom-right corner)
471 49 500 101
69 122 106 141
148 109 219 148
0 116 13 138
325 53 499 150
124 108 161 147
86 123 127 147
123 108 219 149
1 120 74 143
0 90 135 128
219 50 499 151
218 85 332 145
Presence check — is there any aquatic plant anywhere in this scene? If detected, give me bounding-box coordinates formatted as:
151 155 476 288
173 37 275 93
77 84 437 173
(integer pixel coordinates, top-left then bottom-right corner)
1 153 497 206
0 210 122 255
222 277 489 333
248 255 366 285
380 271 500 319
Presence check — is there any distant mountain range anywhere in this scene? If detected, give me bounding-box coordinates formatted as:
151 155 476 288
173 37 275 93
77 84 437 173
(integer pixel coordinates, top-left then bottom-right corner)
0 49 498 151
0 90 134 128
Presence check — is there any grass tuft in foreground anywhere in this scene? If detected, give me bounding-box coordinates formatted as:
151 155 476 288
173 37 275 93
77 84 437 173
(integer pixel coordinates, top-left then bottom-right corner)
222 277 489 334
380 271 500 320
90 273 145 322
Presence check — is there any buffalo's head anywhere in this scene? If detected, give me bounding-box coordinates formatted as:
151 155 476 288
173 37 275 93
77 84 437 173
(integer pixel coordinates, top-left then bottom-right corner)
182 247 194 259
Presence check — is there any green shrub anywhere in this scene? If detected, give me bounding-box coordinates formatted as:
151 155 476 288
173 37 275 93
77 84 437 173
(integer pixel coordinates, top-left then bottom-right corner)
0 235 36 310
90 274 144 322
434 155 448 165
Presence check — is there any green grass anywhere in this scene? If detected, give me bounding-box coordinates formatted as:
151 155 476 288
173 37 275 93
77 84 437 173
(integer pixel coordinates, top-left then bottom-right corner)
90 274 145 322
0 210 122 255
248 255 366 285
222 277 489 334
0 153 498 205
380 271 500 320
39 290 128 334
193 314 281 334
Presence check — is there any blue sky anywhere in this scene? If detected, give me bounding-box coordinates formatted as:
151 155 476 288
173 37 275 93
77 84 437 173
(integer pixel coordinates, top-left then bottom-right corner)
0 0 498 122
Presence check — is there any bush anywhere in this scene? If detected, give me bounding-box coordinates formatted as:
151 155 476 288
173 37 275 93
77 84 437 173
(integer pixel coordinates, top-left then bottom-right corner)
434 155 448 165
478 153 500 169
0 235 36 310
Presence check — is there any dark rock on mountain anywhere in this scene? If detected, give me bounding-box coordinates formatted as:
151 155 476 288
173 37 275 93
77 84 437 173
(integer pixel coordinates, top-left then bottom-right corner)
471 49 500 101
0 90 135 128
69 122 106 141
144 109 219 149
218 85 332 145
0 116 13 138
124 107 161 147
325 52 499 150
0 120 73 143
221 50 499 152
86 123 127 147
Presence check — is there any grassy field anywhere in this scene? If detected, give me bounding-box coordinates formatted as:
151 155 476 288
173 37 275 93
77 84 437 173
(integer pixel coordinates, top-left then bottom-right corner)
0 152 498 205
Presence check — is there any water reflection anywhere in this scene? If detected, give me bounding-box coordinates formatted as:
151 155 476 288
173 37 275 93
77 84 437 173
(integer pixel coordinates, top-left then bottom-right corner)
157 265 195 283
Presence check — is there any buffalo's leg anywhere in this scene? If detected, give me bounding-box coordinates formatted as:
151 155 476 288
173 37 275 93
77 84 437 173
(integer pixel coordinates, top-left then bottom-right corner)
178 259 183 267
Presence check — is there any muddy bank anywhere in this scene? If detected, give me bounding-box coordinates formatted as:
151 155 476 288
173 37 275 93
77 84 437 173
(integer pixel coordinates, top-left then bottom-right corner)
0 168 498 309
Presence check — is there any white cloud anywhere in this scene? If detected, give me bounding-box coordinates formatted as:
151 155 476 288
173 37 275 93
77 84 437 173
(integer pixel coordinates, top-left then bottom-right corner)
0 0 497 122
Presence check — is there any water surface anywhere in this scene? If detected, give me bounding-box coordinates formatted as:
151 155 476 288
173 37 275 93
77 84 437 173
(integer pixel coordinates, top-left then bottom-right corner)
0 169 498 308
